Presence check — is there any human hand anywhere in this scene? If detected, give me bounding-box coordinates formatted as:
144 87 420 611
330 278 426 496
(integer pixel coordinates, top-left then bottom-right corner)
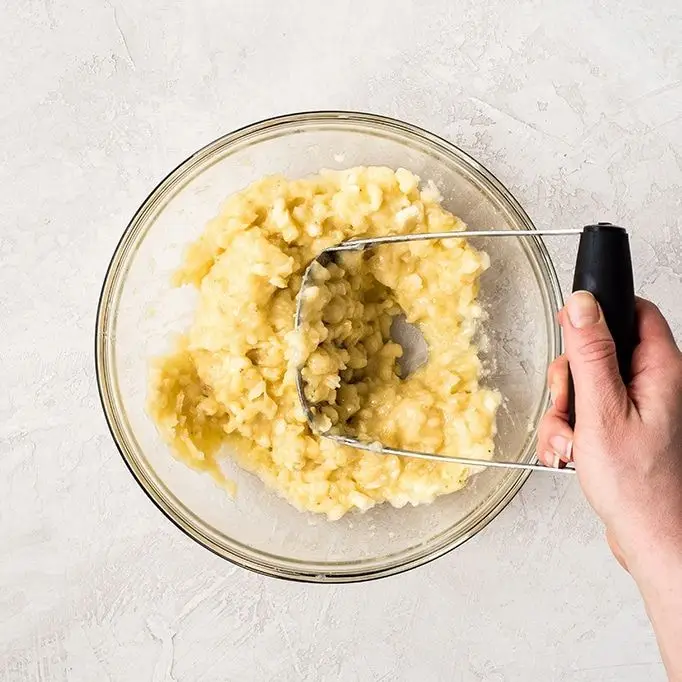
536 291 682 678
537 292 682 575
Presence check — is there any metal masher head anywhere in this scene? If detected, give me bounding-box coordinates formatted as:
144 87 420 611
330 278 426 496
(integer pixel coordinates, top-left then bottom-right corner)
293 228 587 475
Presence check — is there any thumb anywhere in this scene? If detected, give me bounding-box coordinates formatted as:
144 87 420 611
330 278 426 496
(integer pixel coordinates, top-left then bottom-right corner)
562 291 629 421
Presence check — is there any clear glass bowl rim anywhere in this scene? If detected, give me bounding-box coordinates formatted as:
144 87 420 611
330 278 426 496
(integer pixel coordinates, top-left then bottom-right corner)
95 110 563 583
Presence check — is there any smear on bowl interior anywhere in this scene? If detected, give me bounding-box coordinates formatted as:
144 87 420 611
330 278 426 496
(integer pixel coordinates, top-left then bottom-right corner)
147 167 500 520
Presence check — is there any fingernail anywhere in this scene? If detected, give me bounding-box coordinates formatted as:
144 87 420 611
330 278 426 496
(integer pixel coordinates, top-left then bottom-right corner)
566 291 600 328
550 435 573 462
549 382 558 406
552 452 561 469
541 450 557 468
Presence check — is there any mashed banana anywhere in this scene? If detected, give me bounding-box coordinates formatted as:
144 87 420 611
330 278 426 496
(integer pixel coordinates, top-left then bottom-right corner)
148 167 500 520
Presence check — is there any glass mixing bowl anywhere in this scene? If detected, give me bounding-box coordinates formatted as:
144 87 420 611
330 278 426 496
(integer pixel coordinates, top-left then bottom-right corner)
96 111 562 582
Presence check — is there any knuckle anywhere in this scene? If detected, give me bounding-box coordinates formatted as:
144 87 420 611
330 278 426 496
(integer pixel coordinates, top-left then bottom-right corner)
547 355 567 384
649 301 663 317
576 335 617 365
537 416 551 440
549 354 565 369
548 355 564 374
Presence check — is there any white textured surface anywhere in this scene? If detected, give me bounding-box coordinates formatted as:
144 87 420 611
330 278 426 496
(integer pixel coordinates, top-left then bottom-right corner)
2 0 681 679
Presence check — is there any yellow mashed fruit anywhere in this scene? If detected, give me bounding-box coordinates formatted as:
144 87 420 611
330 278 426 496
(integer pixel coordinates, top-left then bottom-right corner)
148 166 500 520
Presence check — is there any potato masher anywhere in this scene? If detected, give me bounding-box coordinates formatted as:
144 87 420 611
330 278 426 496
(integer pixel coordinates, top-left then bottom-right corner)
294 223 636 474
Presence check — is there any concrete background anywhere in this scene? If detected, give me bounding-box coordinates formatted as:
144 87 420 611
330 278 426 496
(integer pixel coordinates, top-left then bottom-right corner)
2 0 681 679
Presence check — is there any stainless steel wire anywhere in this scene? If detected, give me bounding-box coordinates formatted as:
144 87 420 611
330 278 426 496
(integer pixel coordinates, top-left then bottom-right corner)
294 229 578 475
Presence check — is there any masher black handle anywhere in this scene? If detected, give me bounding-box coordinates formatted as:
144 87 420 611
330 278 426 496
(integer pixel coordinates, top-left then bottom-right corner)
567 223 637 428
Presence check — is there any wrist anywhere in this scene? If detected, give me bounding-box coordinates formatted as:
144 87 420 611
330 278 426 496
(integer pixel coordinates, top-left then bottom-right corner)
625 532 682 593
624 535 682 681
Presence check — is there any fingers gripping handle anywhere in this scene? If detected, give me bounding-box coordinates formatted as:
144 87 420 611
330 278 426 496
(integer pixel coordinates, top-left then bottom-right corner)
567 224 637 428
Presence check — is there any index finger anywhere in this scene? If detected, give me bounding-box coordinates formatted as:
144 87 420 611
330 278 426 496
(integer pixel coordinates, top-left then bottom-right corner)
631 298 681 379
635 297 679 352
